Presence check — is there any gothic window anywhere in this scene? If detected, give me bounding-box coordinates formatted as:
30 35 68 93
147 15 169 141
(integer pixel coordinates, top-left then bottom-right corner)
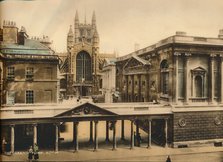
76 51 92 82
160 60 169 95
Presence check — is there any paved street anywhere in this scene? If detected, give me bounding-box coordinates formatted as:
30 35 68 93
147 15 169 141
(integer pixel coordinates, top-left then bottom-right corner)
1 146 223 161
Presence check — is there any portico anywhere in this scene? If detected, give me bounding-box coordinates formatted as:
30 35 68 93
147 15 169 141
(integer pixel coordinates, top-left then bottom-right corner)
0 102 172 153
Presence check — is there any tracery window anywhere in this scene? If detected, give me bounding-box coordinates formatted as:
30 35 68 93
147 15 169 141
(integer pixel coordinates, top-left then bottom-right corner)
76 51 92 82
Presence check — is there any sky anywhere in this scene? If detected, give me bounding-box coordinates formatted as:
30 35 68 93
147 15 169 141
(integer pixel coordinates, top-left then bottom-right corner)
0 0 223 56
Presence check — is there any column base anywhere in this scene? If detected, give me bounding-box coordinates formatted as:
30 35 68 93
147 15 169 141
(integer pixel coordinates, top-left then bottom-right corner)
112 148 117 151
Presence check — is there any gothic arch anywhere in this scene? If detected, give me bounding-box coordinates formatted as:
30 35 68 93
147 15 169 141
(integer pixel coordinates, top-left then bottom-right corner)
76 51 92 82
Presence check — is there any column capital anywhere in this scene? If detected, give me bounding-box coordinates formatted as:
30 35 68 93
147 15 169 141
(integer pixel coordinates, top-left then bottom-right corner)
32 123 37 127
54 123 60 126
173 52 181 56
10 124 15 127
210 54 217 58
184 53 191 57
73 121 79 125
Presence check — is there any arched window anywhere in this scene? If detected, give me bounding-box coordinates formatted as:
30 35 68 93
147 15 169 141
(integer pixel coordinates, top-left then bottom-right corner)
195 75 202 97
191 67 206 98
160 60 169 95
76 51 92 82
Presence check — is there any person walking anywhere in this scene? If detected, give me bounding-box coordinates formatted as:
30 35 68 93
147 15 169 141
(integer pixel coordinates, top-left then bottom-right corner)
28 146 33 162
166 155 171 162
33 143 39 161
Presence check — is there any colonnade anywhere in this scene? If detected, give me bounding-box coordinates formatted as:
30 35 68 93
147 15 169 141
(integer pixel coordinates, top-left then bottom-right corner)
7 119 169 153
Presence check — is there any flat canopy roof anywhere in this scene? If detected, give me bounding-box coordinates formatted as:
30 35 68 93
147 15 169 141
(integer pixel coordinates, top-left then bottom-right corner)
0 102 172 120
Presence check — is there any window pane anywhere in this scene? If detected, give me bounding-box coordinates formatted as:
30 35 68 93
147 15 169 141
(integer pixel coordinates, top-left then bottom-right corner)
26 90 34 104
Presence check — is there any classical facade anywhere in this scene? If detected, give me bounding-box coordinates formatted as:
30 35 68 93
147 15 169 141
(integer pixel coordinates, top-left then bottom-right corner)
59 11 115 98
116 30 223 147
0 21 59 105
101 58 116 103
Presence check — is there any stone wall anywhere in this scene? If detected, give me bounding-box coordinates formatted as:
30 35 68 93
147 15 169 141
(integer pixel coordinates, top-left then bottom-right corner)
173 111 223 142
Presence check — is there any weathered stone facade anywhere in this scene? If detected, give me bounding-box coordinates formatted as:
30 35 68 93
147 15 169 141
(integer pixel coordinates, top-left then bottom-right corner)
59 11 115 98
0 21 58 105
116 30 223 147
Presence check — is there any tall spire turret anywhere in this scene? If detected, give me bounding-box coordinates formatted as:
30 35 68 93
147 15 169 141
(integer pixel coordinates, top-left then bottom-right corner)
92 11 96 29
74 10 79 43
67 25 74 50
75 10 79 24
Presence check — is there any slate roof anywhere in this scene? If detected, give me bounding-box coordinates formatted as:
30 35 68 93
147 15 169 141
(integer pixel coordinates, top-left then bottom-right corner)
0 39 53 55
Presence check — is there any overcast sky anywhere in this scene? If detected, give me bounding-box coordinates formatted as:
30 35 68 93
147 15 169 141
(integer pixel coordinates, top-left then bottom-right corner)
0 0 223 56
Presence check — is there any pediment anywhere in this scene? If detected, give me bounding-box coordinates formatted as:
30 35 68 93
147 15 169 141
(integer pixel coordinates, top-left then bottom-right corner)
55 102 117 117
191 66 206 75
123 55 150 69
192 66 206 72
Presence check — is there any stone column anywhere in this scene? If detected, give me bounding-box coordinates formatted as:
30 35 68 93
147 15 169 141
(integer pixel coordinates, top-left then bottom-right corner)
112 121 117 150
130 120 134 149
184 53 191 104
74 122 79 151
89 121 93 143
10 124 15 154
147 120 152 148
164 119 168 148
136 120 139 147
94 121 98 151
125 75 128 102
221 56 223 104
55 124 59 152
105 121 109 142
121 120 125 140
174 52 180 104
33 124 37 147
210 55 215 104
131 75 134 102
138 75 141 101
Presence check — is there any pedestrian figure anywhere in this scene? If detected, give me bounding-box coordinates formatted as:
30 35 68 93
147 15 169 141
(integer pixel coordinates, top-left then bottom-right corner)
33 143 39 161
166 155 171 162
28 146 33 162
134 132 137 146
1 137 7 154
137 133 142 147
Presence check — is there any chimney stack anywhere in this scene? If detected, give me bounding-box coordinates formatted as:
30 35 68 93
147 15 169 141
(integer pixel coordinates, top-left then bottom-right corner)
218 29 223 39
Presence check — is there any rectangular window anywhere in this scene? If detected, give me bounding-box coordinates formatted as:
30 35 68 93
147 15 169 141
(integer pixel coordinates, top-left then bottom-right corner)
45 67 52 79
26 67 34 80
26 90 34 104
7 91 15 105
7 66 15 80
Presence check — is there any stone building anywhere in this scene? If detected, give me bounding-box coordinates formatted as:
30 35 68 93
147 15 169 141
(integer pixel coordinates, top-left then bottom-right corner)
101 58 116 103
116 30 223 147
59 11 115 98
0 20 59 105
